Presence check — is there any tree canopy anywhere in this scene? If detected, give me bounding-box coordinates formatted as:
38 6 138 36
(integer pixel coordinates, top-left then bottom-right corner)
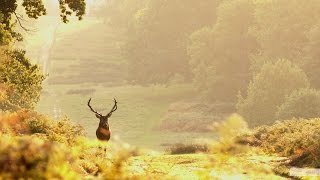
0 0 86 44
0 0 86 111
237 59 310 126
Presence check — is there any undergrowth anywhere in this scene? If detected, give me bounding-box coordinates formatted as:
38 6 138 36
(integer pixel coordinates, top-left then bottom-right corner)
0 110 141 179
238 118 320 167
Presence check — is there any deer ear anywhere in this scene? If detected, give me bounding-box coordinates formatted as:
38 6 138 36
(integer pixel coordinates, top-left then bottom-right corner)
95 114 100 118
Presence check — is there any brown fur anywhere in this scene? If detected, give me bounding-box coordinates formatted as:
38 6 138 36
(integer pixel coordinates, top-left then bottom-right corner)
96 127 111 141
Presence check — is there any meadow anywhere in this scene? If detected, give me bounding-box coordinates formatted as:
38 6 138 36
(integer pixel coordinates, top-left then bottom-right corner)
32 18 215 150
2 1 320 179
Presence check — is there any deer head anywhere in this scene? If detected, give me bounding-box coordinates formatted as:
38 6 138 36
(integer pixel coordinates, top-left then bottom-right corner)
87 98 117 132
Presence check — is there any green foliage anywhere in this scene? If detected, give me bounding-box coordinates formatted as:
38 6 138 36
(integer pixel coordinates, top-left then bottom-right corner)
0 133 139 179
122 0 221 84
27 115 85 145
187 0 256 101
96 0 320 98
22 0 46 18
210 114 255 156
212 114 249 144
276 88 320 120
0 110 84 145
251 0 320 87
0 0 86 111
188 27 215 91
304 21 320 87
97 0 148 28
0 0 86 44
247 119 320 167
0 50 45 110
0 22 12 45
250 0 320 62
237 59 310 127
185 0 320 100
59 0 86 23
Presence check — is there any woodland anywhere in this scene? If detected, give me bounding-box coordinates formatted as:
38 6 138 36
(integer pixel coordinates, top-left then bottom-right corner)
0 0 320 179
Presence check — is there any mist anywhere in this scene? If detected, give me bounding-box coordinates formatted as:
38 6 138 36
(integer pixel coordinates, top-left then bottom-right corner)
1 0 320 179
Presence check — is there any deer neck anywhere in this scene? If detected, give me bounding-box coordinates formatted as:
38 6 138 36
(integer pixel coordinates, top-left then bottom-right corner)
99 121 109 130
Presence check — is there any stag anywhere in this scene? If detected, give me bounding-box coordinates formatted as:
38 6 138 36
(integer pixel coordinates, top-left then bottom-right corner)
87 98 117 141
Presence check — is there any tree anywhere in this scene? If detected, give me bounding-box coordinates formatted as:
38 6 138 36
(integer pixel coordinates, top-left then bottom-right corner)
95 0 148 28
188 27 215 91
237 59 310 127
123 0 221 84
276 88 320 120
304 21 320 88
187 0 257 101
0 50 45 110
0 0 86 110
250 0 320 86
0 0 86 44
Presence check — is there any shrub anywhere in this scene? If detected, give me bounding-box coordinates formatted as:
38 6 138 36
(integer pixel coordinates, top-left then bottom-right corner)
210 114 252 155
26 115 85 145
0 110 142 179
0 134 141 179
167 143 209 154
211 113 249 142
0 110 32 134
0 110 85 145
0 135 80 179
241 119 320 167
276 88 320 120
237 59 310 127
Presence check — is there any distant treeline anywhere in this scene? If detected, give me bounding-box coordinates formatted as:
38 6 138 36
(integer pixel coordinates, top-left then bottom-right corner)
97 0 320 126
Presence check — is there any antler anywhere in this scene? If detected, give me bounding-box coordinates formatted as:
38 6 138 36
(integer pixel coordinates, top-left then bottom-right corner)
107 98 117 117
88 98 102 117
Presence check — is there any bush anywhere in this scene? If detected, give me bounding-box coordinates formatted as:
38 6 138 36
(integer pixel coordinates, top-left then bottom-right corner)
27 116 85 145
0 135 80 179
0 134 141 179
0 110 85 145
276 88 320 120
167 143 209 154
0 110 32 135
237 59 310 127
210 114 253 155
0 111 142 179
241 119 320 167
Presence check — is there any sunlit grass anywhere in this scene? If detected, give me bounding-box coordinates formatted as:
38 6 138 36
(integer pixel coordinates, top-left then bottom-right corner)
36 83 208 150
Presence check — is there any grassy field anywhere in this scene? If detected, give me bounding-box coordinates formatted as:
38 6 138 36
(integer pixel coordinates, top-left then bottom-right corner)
36 83 216 150
31 19 216 150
